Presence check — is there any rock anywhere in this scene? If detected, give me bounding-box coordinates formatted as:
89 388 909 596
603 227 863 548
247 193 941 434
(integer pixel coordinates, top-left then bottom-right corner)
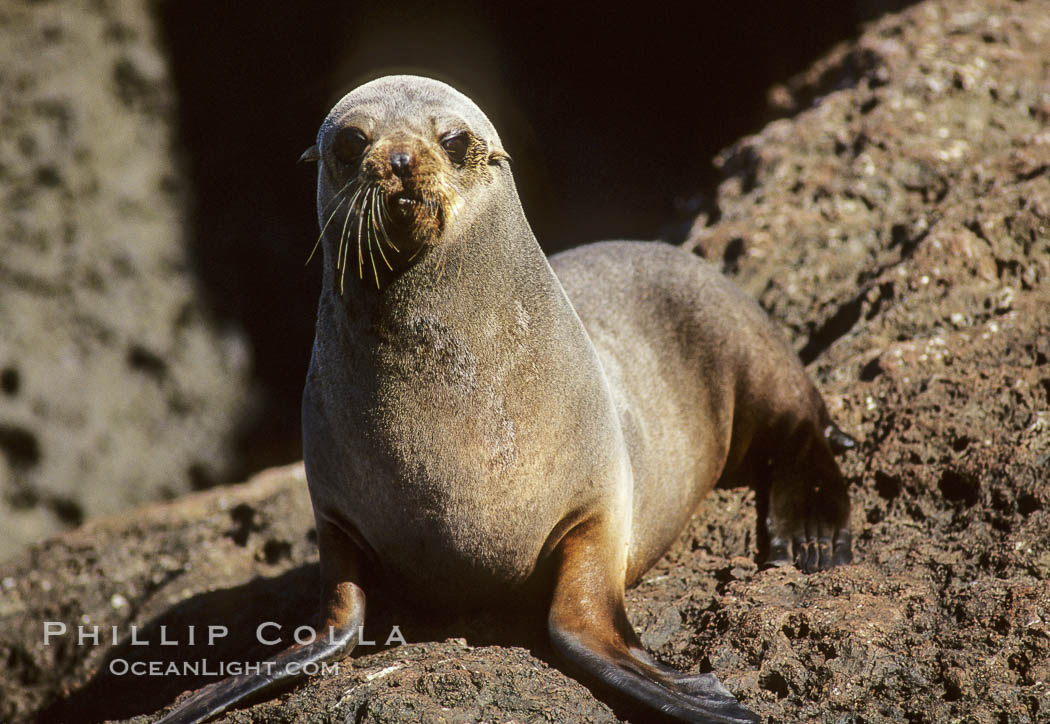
684 0 1050 719
1 0 1048 722
0 0 253 557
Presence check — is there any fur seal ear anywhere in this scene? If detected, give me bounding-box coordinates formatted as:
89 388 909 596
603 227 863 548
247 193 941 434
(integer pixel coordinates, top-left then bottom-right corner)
298 144 321 164
488 147 512 165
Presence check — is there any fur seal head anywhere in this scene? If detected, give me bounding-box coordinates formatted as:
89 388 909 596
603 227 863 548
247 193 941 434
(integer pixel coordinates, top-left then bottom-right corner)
304 75 512 288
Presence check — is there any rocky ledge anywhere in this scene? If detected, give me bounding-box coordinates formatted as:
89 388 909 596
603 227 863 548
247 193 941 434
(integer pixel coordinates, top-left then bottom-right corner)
1 0 1048 721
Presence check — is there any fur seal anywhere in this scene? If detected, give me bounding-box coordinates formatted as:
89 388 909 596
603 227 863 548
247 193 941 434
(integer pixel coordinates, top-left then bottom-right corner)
158 75 853 724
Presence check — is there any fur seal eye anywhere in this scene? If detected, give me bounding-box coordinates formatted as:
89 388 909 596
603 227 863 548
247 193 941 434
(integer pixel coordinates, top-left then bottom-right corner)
333 127 369 165
440 131 469 165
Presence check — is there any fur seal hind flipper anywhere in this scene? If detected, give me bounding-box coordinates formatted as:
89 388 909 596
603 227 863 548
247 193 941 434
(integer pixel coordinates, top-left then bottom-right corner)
155 520 367 724
547 517 760 723
762 420 853 572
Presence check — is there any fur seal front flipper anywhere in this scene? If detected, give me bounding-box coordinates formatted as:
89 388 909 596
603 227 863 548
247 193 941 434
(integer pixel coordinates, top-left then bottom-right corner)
157 75 855 724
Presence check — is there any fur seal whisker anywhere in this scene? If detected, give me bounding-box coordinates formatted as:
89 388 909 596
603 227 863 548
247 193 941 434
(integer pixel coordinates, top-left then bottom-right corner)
441 181 463 218
373 188 400 254
335 192 357 292
308 199 342 267
355 187 367 282
337 182 366 273
319 177 356 218
335 204 350 272
346 181 367 217
307 179 355 266
338 183 370 293
370 187 395 272
406 237 426 262
366 187 381 288
434 241 449 283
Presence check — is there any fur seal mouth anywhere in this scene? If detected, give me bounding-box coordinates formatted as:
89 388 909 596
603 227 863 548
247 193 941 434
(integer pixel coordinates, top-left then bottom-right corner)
390 191 425 214
386 189 445 237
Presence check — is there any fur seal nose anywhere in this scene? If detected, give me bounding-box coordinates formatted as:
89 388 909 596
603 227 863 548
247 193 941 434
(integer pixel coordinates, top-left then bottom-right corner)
390 151 413 178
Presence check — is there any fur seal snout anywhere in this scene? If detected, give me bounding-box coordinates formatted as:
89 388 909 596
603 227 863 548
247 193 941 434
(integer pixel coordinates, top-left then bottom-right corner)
157 75 854 724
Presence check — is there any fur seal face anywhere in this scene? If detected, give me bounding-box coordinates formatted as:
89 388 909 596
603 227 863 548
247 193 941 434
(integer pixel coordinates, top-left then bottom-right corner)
309 76 511 287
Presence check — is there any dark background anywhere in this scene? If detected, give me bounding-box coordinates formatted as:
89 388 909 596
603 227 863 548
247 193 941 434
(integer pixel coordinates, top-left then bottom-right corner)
157 1 913 476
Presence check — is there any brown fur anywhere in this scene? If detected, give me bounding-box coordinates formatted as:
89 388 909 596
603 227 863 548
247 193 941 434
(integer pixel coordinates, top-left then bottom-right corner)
158 75 852 724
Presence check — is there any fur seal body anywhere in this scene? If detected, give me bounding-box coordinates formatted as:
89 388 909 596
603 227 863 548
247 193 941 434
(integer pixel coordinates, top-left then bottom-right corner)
159 75 852 724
